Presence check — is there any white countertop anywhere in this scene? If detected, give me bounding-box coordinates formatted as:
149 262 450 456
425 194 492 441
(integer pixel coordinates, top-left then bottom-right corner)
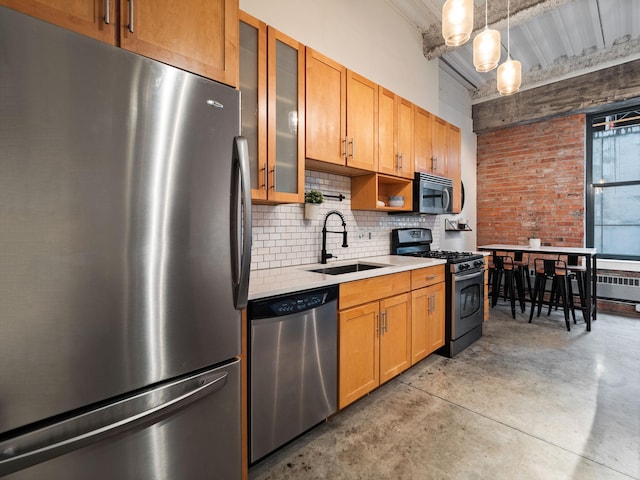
248 255 447 300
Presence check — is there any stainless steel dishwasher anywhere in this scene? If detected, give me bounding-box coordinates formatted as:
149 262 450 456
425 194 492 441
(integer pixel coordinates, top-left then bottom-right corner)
248 285 338 463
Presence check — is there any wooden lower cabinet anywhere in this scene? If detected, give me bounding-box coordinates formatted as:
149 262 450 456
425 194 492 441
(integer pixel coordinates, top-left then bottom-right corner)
379 293 412 383
410 265 445 364
410 282 445 364
338 272 412 409
338 302 380 409
337 267 446 409
338 293 411 409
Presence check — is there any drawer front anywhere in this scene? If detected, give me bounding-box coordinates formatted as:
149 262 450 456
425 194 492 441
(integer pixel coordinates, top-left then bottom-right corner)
411 265 445 290
339 272 411 310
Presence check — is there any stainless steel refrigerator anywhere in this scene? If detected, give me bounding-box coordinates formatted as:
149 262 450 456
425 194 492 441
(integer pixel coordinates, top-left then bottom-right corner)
0 7 251 479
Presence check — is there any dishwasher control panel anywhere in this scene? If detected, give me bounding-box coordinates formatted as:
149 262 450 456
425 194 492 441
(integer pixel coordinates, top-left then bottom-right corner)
248 286 338 319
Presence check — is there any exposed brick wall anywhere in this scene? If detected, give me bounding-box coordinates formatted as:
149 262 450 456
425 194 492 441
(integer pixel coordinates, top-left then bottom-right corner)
477 114 585 247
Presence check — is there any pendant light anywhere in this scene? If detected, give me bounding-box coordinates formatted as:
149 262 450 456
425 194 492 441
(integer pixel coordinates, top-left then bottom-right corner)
497 0 522 95
473 1 501 72
442 0 474 47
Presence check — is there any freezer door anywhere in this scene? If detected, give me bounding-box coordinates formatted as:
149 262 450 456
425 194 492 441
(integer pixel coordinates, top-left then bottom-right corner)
0 6 246 434
0 361 241 480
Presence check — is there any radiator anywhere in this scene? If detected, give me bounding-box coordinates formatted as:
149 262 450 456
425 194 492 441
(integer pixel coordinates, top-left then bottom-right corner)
596 274 640 302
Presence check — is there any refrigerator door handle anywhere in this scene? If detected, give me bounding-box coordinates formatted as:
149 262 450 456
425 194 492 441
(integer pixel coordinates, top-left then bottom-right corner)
231 136 252 310
0 370 229 477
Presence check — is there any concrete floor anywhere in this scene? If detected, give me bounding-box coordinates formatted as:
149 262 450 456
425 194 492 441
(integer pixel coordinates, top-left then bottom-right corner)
249 303 640 480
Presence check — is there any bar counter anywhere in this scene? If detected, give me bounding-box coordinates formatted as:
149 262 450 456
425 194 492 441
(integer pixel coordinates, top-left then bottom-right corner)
478 244 597 331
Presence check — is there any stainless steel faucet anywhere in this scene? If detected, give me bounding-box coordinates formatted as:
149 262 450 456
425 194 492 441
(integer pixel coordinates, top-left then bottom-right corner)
321 210 348 264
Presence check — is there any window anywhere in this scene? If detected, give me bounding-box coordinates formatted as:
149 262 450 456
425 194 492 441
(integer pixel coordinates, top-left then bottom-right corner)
587 106 640 260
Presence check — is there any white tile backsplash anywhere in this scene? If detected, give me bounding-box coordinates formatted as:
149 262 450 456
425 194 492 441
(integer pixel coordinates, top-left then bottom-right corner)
250 170 441 270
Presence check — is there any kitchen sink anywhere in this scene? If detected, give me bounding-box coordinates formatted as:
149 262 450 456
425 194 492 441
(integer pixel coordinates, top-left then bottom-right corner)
307 262 388 275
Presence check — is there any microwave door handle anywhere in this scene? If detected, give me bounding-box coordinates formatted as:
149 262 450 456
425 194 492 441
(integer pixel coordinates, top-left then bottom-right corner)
443 188 451 211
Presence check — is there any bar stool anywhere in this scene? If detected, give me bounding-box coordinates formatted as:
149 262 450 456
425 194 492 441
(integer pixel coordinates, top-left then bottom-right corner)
565 254 588 323
529 258 572 331
491 253 518 319
512 251 531 312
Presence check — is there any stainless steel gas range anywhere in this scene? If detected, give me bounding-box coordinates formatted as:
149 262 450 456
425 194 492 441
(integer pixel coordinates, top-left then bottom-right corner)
391 228 485 357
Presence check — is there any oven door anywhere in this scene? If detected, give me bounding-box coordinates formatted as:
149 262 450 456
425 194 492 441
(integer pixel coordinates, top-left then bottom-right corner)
450 269 484 340
415 180 452 214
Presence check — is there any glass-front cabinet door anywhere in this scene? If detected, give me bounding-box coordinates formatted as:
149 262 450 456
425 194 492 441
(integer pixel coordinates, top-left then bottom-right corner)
267 29 304 203
239 12 267 201
239 11 304 204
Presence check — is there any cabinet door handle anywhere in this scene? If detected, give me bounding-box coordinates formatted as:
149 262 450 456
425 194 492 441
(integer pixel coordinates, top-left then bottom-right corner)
376 312 381 335
384 310 389 333
349 138 354 159
425 275 439 281
433 157 437 172
269 167 276 190
128 0 134 32
380 311 387 335
104 0 110 24
397 153 403 170
342 137 348 161
261 166 267 190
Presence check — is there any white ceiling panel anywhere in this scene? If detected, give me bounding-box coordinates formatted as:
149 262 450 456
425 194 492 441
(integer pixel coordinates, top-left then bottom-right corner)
386 0 640 102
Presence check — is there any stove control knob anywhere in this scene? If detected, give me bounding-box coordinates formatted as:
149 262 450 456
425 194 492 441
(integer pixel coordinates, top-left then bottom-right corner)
458 263 469 271
474 260 484 268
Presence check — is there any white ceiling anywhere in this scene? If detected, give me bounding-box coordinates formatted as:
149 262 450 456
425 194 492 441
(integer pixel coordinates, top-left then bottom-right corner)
386 0 640 103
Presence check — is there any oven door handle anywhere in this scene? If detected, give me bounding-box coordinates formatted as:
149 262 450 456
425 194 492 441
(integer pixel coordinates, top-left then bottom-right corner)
452 269 484 282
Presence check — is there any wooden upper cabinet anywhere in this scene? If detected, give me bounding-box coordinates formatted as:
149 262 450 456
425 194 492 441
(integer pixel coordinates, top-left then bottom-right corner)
378 88 397 176
2 0 239 86
447 123 462 213
396 96 414 179
1 0 117 44
346 71 378 171
265 28 305 203
378 88 413 179
239 11 304 204
414 106 433 174
239 12 268 201
431 116 448 176
120 0 239 87
306 50 378 172
305 48 346 166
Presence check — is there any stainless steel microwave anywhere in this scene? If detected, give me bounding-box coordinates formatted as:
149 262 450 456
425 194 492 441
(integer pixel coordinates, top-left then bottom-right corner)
413 172 453 214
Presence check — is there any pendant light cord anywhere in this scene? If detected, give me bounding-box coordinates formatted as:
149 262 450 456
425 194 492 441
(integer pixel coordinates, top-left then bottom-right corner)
485 0 488 29
507 0 511 59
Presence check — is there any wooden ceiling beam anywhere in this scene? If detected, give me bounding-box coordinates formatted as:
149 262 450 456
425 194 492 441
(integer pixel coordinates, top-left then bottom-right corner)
471 59 640 133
